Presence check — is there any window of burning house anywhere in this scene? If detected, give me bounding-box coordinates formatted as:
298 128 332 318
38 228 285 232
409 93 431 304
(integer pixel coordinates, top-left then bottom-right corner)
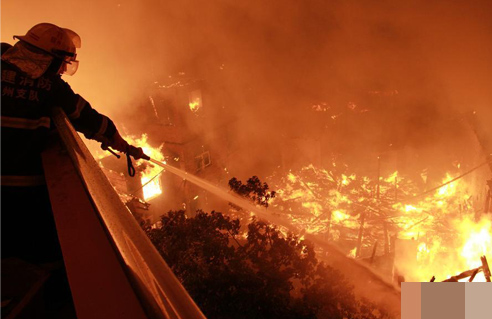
149 93 175 126
195 151 211 172
188 89 203 114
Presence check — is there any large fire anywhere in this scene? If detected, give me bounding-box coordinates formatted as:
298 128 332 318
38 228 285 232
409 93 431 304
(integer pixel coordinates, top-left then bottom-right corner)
268 162 491 282
123 134 166 201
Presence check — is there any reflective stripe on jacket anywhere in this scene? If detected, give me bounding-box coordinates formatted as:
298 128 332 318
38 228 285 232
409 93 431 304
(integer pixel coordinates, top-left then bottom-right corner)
1 116 51 130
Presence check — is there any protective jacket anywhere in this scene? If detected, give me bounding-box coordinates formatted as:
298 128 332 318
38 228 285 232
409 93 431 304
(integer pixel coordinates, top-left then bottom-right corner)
1 43 117 186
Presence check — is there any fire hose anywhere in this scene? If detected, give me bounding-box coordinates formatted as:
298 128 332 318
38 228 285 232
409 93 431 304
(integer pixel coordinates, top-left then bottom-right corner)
104 145 150 177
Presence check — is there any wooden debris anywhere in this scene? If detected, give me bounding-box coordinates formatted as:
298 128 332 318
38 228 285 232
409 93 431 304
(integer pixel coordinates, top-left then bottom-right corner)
481 255 491 282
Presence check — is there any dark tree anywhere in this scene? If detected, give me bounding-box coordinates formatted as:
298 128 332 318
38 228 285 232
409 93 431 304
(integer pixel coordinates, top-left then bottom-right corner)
229 176 276 208
146 210 384 319
145 176 387 319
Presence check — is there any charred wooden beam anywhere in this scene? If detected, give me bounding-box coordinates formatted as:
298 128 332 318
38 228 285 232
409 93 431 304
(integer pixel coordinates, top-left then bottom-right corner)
442 268 480 282
468 268 479 282
481 256 491 282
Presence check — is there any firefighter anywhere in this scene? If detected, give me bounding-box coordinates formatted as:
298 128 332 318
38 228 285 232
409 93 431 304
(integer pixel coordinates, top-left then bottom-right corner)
0 23 136 315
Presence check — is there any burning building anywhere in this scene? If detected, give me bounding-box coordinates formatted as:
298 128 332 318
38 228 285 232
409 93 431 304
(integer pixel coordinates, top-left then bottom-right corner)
265 99 492 283
98 73 237 222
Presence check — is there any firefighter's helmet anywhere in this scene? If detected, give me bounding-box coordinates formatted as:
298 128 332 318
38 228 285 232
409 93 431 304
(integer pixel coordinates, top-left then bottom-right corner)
14 23 81 75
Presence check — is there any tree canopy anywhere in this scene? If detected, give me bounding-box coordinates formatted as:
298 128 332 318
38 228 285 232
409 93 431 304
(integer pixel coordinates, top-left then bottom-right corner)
145 177 386 319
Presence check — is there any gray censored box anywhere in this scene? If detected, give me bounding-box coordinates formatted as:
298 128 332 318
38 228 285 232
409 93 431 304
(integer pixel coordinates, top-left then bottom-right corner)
402 282 492 319
465 283 492 319
402 282 421 319
421 283 465 319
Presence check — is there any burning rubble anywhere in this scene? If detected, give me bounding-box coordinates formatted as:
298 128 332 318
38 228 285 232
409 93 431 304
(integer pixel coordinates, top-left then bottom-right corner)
94 94 492 285
266 160 491 283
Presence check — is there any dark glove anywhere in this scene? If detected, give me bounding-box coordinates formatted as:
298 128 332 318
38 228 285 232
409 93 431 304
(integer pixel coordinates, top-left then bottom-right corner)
103 131 129 153
102 131 149 160
127 145 150 160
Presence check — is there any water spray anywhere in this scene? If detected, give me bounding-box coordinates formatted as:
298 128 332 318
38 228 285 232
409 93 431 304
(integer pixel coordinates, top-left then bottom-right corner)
114 150 401 314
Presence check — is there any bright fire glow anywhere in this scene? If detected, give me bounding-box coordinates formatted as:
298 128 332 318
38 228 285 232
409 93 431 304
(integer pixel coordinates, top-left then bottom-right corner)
189 90 202 113
457 218 492 282
268 163 491 282
436 173 458 197
124 134 165 201
189 100 201 112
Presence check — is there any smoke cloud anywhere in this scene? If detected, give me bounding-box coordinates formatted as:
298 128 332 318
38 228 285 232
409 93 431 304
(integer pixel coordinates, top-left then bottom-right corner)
3 0 492 185
3 0 491 146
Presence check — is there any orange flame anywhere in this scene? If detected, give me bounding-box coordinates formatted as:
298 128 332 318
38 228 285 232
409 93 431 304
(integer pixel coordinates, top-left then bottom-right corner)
270 164 491 282
123 134 165 201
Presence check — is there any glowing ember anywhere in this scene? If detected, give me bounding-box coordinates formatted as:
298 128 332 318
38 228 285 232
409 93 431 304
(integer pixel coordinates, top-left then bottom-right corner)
384 171 398 183
348 247 357 258
188 90 202 113
189 100 201 112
